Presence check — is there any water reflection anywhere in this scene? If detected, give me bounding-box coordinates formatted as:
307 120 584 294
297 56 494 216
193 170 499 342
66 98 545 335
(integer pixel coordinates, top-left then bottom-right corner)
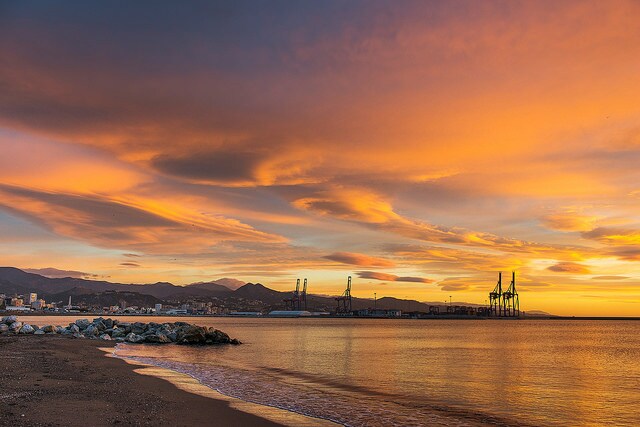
31 316 640 426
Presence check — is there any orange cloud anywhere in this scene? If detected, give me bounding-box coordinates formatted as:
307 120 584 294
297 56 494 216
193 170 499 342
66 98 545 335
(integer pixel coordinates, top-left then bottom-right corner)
324 252 395 268
356 271 433 284
540 211 598 232
582 227 640 245
547 262 591 274
0 185 285 253
293 186 596 259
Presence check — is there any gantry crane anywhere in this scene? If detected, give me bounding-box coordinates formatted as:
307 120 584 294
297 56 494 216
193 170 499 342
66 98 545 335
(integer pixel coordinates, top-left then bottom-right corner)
489 272 503 317
502 271 519 317
283 278 301 310
335 276 352 315
301 278 308 310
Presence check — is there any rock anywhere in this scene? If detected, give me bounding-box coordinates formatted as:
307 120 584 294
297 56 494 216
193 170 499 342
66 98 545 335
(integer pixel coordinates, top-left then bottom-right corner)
230 338 241 345
125 333 145 344
9 321 22 333
2 315 17 324
117 322 132 333
84 324 99 337
205 328 231 344
144 333 171 344
75 319 91 329
94 320 107 332
19 324 35 334
0 316 240 346
176 325 207 344
173 321 190 327
41 325 56 334
111 328 126 338
131 322 147 334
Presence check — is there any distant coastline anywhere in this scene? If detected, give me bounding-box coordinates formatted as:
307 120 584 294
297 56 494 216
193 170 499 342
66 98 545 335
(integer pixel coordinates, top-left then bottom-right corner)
5 311 640 320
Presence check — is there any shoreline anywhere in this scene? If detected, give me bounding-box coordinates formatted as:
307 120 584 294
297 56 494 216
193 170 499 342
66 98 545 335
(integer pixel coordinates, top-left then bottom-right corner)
7 312 640 320
0 335 331 426
109 345 337 427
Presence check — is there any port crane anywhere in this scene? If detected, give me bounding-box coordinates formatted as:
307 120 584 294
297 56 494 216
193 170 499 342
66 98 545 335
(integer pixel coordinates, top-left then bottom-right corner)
489 272 503 317
301 278 308 310
489 271 520 317
502 271 519 317
283 278 301 310
335 276 352 315
283 278 308 311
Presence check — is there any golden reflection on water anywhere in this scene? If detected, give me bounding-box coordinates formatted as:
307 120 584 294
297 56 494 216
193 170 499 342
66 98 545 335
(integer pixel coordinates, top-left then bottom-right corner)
44 317 640 426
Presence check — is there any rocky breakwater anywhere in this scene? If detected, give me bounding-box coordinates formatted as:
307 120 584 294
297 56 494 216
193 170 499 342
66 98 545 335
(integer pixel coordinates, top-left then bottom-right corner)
0 315 241 345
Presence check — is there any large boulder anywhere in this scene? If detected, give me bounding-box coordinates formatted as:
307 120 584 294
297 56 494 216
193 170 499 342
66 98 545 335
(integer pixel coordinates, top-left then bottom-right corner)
84 324 99 337
75 319 91 330
111 328 126 338
99 334 112 341
117 322 132 333
104 318 114 329
176 325 207 344
2 315 18 325
9 321 22 333
125 333 145 344
93 319 107 332
0 324 8 333
19 324 35 334
144 333 171 344
205 328 231 344
55 326 65 334
68 324 80 334
41 325 57 334
131 322 147 335
34 329 46 335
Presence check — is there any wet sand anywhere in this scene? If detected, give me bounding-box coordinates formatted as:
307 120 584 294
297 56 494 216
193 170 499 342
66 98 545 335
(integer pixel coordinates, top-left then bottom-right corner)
0 335 287 426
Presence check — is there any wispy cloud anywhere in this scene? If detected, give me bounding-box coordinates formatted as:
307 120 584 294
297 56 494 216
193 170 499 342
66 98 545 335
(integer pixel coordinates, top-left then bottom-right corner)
547 262 591 274
324 252 395 267
357 271 433 284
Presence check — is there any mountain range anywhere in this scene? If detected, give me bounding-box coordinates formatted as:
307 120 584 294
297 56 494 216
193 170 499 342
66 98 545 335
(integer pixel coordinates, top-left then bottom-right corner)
0 266 483 312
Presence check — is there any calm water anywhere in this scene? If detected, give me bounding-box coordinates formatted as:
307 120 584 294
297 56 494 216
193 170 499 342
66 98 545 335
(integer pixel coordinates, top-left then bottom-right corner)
31 316 640 426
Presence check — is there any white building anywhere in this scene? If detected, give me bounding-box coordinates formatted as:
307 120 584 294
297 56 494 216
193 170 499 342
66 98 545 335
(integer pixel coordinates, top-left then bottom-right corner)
27 293 38 304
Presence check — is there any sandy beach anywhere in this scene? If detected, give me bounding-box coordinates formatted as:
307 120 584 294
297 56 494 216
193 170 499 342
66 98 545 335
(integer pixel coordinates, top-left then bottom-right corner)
0 335 285 427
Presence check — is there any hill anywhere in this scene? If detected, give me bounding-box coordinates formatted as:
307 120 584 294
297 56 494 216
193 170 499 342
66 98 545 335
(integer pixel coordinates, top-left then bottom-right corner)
0 267 233 299
0 267 490 313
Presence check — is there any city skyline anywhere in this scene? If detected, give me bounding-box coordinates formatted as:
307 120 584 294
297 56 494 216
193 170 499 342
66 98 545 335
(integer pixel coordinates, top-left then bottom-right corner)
2 1 640 315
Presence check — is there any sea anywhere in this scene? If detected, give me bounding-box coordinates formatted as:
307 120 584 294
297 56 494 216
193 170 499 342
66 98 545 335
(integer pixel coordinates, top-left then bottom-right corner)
31 317 640 426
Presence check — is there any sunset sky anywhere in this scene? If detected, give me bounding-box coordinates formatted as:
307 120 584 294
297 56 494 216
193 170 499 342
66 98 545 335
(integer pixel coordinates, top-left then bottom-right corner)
1 1 640 315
